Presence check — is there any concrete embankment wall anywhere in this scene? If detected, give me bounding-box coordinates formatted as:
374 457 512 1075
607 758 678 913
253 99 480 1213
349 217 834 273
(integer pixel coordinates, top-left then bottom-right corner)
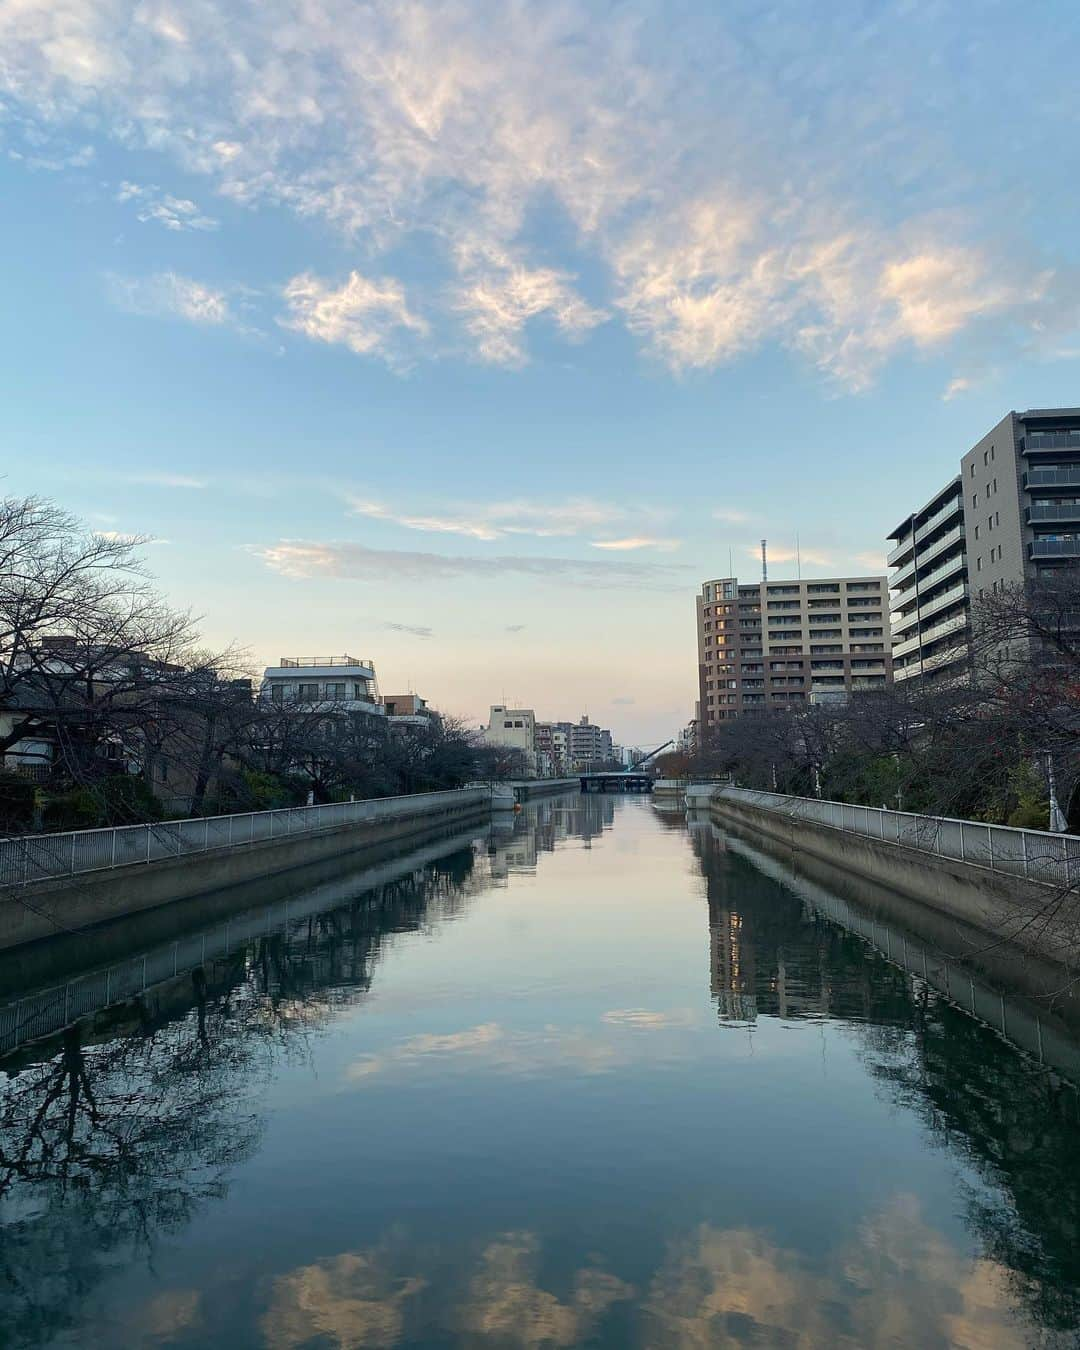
1 791 490 953
708 793 1080 970
512 778 579 799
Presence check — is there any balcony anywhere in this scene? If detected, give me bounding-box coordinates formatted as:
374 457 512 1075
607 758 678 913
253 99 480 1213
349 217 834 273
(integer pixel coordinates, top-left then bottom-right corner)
894 661 922 683
891 550 967 604
1027 503 1080 525
1025 465 1080 490
887 534 915 568
891 610 967 660
1023 430 1080 454
916 523 965 570
914 495 963 545
890 556 917 590
1029 537 1080 560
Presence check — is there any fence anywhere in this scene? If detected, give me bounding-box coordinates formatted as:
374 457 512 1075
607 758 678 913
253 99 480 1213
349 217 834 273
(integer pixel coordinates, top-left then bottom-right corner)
717 787 1080 890
0 787 489 889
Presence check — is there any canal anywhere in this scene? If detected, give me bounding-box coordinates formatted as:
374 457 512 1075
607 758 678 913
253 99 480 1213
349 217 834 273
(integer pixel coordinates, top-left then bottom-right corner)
2 793 1080 1347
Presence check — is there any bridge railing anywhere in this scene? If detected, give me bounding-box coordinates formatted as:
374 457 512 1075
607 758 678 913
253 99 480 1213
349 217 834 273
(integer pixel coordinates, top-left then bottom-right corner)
718 786 1080 890
0 787 489 890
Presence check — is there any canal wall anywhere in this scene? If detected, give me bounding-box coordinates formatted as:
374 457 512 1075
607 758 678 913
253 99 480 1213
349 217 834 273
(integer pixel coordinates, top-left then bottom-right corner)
511 778 580 799
692 814 1080 1085
707 788 1080 970
0 788 491 952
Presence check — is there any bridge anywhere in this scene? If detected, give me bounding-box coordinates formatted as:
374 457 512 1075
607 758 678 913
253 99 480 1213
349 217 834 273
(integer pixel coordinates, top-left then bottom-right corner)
579 772 654 793
579 739 675 793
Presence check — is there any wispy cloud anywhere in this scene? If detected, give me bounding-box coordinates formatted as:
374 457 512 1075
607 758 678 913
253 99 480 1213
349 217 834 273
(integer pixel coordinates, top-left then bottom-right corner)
107 272 233 326
942 375 975 401
853 550 887 572
505 624 526 633
453 238 606 366
279 271 427 366
713 508 754 525
116 181 218 231
5 2 1079 381
589 537 680 552
601 1008 695 1029
8 143 94 172
381 621 433 639
120 471 208 489
746 542 834 568
347 495 633 541
254 540 685 589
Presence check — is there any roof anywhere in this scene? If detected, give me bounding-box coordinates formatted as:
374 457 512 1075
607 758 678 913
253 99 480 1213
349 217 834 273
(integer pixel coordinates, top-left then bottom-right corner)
887 474 962 540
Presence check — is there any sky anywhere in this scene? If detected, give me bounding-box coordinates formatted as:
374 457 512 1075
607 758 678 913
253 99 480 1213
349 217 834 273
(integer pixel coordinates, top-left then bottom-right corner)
2 0 1080 745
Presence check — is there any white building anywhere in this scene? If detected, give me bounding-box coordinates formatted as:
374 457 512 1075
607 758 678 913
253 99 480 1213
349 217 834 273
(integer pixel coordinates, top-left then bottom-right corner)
481 705 537 776
261 655 385 718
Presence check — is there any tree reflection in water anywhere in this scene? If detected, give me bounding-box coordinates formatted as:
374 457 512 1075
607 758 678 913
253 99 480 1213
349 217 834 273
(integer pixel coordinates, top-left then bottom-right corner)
0 844 479 1348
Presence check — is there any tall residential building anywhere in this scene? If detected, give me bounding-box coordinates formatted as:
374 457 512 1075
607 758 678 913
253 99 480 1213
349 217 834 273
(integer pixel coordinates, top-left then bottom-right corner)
886 477 969 686
695 574 892 733
887 407 1080 685
568 715 612 770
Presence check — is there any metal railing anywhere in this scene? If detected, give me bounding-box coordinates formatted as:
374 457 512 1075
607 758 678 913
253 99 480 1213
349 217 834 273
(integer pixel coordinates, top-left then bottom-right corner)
0 787 489 889
718 787 1080 889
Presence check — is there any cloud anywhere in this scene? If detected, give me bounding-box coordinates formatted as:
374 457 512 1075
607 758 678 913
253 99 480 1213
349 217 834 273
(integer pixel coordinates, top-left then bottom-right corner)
381 620 433 639
8 143 94 172
853 550 887 572
713 508 753 525
601 1008 694 1028
453 238 606 366
461 1232 633 1347
611 696 635 706
255 540 684 589
745 543 834 568
5 2 1079 381
505 624 526 633
279 270 427 366
943 375 975 401
107 272 233 326
589 537 680 552
263 1250 426 1350
121 471 208 489
347 495 632 541
116 181 218 231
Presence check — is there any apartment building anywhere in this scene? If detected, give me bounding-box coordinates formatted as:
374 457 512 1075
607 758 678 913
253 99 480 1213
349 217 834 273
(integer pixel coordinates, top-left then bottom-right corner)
569 715 612 770
261 655 384 715
886 477 969 686
481 704 537 775
887 407 1080 685
696 574 891 732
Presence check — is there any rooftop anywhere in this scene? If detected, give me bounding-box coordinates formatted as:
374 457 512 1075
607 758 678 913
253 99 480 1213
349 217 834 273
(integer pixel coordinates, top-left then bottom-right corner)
272 655 373 669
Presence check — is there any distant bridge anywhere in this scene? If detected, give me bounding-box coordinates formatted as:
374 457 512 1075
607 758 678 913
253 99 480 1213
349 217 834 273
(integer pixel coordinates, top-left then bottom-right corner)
579 772 653 793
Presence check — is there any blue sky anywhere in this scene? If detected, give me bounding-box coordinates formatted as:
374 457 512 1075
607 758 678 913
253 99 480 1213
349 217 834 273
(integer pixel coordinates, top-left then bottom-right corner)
2 0 1079 743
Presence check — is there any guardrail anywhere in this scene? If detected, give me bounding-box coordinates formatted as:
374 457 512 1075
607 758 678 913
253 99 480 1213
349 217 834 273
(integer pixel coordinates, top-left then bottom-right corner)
0 787 490 889
717 787 1080 889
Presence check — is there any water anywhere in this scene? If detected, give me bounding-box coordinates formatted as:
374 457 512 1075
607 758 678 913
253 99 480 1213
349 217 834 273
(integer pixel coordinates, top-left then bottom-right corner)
3 793 1080 1348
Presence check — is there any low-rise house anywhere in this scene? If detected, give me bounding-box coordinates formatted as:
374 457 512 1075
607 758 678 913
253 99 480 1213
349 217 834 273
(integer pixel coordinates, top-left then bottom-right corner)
261 655 385 716
382 693 436 730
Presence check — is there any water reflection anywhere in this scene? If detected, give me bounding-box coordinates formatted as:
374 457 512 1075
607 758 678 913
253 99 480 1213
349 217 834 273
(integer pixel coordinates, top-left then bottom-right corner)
1 794 1079 1347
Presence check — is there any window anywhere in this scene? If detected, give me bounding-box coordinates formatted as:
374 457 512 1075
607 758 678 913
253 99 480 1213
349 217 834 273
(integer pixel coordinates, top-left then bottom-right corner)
976 556 982 571
974 524 980 540
326 682 346 698
983 450 989 466
514 720 524 728
995 511 1000 527
271 684 284 704
993 477 997 492
298 682 320 700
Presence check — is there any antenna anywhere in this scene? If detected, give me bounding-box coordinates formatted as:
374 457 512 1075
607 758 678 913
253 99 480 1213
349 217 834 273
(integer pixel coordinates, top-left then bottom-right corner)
796 533 801 580
728 546 733 578
761 539 768 582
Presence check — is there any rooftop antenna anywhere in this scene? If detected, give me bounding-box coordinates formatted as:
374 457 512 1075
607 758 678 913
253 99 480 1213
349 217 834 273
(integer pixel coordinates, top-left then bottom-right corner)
761 539 768 583
728 545 733 578
796 533 802 580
